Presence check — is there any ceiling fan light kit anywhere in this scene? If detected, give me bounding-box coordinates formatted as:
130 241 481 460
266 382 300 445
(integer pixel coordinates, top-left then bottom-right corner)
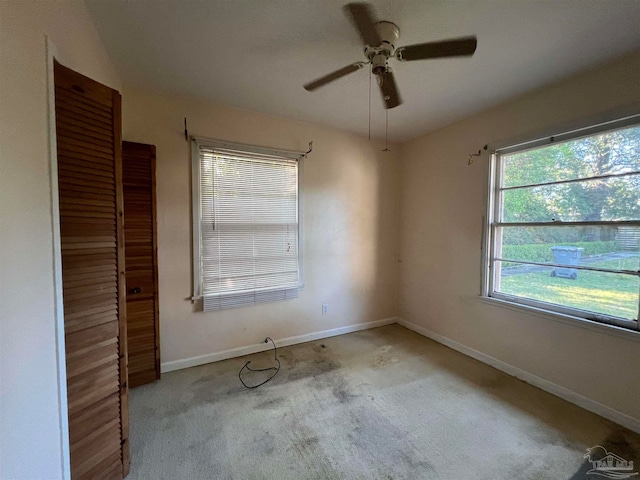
303 2 478 111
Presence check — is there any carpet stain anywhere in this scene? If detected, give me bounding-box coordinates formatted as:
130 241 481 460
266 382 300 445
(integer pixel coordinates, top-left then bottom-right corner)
398 453 439 479
172 376 238 414
255 396 285 410
279 347 340 382
253 431 276 456
295 435 320 453
190 373 217 386
602 429 640 460
373 344 399 368
285 419 339 478
347 403 439 479
329 375 360 403
287 420 319 455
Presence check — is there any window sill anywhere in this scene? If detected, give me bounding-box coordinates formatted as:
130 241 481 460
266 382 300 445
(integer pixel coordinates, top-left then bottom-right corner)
477 295 640 343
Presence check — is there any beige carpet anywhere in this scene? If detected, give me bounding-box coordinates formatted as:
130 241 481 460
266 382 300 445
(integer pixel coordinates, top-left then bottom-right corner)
128 324 639 479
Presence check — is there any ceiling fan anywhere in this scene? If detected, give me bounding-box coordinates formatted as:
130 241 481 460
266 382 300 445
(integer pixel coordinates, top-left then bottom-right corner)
303 2 478 109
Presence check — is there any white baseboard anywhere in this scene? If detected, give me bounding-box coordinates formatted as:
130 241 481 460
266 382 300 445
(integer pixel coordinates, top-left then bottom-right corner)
161 317 398 373
396 317 640 435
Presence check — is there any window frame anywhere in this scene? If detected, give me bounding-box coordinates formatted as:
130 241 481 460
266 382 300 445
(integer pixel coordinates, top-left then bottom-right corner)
482 114 640 332
191 137 305 303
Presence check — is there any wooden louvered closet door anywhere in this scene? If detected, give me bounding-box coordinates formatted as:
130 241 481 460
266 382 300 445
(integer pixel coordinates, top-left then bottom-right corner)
122 142 160 387
54 61 129 479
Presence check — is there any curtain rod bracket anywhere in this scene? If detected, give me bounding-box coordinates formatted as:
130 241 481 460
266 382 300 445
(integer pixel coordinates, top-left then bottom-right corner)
304 141 313 156
468 144 488 165
184 117 188 142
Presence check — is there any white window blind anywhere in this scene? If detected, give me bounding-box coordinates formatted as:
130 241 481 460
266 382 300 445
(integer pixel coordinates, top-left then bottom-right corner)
194 143 301 311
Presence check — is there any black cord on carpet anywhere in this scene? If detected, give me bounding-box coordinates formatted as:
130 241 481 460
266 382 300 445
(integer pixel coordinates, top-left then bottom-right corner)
238 337 280 389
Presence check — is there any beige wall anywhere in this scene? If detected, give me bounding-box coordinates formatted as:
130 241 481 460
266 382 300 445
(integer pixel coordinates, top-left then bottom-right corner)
399 50 640 422
121 89 400 367
0 2 120 478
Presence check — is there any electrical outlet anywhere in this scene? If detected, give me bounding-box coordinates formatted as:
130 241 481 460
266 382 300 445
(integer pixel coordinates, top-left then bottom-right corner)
322 304 329 315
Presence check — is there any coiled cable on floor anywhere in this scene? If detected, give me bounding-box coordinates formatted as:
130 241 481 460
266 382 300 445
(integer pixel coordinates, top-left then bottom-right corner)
238 337 280 389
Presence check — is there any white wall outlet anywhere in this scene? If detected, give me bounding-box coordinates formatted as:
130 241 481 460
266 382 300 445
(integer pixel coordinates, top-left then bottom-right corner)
322 304 329 315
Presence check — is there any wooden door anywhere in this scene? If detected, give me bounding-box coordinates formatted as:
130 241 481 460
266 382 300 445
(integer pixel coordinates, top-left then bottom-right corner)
54 61 129 479
122 142 160 387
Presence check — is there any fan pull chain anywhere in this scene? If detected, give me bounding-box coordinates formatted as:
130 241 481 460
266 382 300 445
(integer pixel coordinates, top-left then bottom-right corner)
383 109 390 152
368 64 372 141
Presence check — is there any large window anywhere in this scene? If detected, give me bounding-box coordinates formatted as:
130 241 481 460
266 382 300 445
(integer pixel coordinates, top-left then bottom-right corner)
192 139 302 311
484 117 640 331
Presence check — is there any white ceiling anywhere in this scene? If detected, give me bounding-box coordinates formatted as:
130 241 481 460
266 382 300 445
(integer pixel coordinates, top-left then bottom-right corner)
86 0 640 142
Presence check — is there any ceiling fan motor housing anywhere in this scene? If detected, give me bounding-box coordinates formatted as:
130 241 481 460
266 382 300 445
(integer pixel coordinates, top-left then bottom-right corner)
375 21 400 50
364 21 400 75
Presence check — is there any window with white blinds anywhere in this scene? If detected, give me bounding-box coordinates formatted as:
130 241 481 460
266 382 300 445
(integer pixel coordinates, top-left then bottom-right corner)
192 140 301 311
